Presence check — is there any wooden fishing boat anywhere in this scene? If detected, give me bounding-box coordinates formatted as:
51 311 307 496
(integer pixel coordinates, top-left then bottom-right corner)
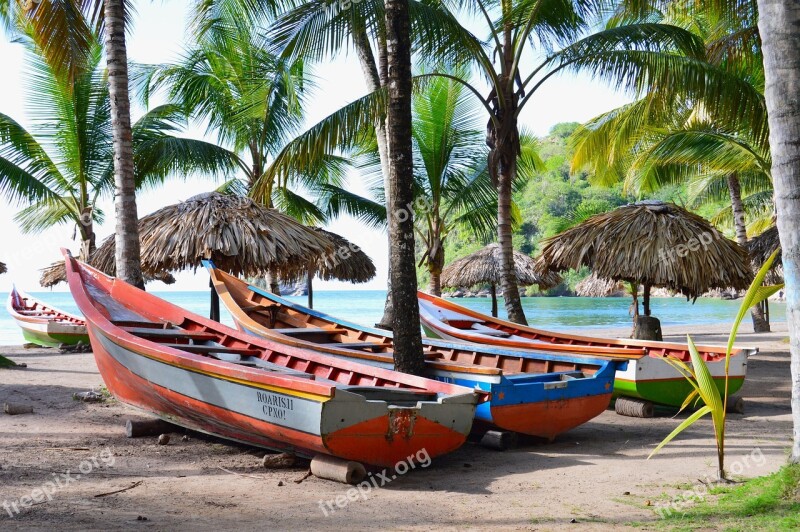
418 291 757 408
207 263 628 440
7 287 89 347
63 252 486 467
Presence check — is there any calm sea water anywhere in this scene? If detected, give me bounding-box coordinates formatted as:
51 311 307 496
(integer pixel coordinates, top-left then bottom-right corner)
0 290 786 346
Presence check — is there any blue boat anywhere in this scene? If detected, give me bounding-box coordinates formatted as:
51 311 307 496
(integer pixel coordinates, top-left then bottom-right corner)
207 264 628 440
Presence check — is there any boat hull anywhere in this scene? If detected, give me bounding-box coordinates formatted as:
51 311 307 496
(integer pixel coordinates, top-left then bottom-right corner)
613 353 747 407
419 292 752 408
64 254 481 468
17 320 89 348
88 324 474 466
447 366 616 439
207 266 621 439
7 289 89 347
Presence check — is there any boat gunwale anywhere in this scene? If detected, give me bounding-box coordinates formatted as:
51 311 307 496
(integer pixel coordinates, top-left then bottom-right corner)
7 287 87 326
206 264 618 372
64 252 481 401
417 291 759 360
208 268 503 379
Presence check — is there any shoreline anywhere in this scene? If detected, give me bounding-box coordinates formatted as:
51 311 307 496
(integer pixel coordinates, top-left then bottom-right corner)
0 324 794 529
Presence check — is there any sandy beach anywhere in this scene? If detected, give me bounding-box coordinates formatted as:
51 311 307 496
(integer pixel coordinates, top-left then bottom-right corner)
0 322 794 531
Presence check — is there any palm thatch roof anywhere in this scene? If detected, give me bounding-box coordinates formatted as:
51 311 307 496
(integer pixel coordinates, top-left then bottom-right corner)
39 238 177 288
746 225 783 283
575 273 627 297
117 193 333 278
537 201 752 299
282 228 376 283
442 244 562 289
0 262 6 275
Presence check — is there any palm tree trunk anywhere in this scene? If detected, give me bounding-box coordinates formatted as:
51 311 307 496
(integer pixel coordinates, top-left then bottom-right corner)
78 221 96 263
426 234 444 296
266 270 281 296
497 158 526 324
728 175 771 332
384 0 424 375
353 27 395 329
104 0 143 289
490 25 526 325
757 0 800 463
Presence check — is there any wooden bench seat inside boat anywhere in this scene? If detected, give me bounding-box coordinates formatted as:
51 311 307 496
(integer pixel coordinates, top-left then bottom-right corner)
469 323 511 337
161 343 262 357
344 387 438 404
206 352 314 378
112 320 172 329
241 302 280 313
325 342 389 350
120 327 218 342
272 327 347 336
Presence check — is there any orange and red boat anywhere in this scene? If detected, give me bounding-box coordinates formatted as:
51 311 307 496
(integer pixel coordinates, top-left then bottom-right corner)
63 251 486 467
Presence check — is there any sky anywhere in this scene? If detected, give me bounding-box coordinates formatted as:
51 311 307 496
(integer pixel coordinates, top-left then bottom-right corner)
0 2 630 293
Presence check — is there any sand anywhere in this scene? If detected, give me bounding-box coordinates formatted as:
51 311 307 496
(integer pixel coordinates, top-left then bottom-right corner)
0 322 795 531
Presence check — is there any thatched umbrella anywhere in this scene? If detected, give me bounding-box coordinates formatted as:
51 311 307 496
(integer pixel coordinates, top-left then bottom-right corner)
39 237 177 288
441 243 562 317
747 225 783 283
575 273 627 298
132 193 332 320
279 228 376 308
0 262 6 275
537 201 752 339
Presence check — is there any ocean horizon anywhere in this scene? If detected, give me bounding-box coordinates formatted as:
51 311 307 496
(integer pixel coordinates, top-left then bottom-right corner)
0 289 786 346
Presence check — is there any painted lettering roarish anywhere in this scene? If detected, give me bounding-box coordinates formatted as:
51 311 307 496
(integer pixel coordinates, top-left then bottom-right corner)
256 391 294 421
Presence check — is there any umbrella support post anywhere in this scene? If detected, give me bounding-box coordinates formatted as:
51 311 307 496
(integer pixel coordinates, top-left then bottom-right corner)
633 316 662 341
307 271 314 309
490 283 498 318
210 279 220 322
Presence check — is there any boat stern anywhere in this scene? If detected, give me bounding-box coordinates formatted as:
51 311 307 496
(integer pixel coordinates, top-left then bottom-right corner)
320 388 477 467
484 359 619 439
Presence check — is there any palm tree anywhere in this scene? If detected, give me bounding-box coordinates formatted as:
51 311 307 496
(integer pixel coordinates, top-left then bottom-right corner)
0 31 237 261
104 0 143 287
140 6 325 205
260 2 712 326
2 0 145 287
756 0 800 463
359 71 535 295
570 2 773 329
258 0 477 328
383 0 424 374
142 4 358 292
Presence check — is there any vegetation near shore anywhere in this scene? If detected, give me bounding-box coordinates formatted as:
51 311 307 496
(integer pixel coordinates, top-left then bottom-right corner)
648 464 800 530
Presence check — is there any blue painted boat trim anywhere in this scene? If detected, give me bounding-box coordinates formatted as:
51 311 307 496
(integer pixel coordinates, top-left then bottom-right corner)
203 262 621 427
239 281 619 426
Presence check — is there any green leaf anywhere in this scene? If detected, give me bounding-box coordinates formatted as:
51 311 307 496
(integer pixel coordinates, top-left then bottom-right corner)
725 249 783 359
649 405 713 459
